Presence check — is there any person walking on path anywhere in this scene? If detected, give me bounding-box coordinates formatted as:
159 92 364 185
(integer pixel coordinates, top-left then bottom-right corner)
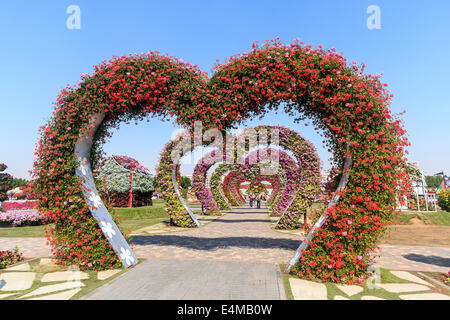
249 196 254 207
256 194 261 209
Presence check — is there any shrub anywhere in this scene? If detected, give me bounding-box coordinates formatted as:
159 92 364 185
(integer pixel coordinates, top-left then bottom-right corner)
438 190 450 212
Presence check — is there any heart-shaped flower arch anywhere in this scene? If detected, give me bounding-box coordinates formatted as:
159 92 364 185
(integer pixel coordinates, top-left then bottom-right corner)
33 40 410 283
210 163 285 210
190 125 321 217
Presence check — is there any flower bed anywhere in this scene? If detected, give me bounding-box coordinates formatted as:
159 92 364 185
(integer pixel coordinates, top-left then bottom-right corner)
1 200 39 211
0 210 47 227
0 247 24 269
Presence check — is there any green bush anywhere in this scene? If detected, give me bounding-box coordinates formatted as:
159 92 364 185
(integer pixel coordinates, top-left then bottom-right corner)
0 164 13 202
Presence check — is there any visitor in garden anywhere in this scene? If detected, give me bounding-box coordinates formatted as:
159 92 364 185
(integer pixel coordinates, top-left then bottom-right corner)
256 195 261 209
249 196 253 207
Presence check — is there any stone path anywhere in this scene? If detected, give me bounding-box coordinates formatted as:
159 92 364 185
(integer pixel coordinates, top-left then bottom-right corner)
83 259 285 300
132 206 301 264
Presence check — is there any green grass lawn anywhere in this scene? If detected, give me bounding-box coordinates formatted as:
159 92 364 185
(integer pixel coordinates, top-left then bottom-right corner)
422 210 450 225
0 224 47 237
397 210 450 226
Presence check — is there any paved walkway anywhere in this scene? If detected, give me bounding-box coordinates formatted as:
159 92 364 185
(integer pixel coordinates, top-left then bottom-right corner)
0 237 51 258
376 244 450 273
1 206 449 272
132 206 301 264
83 259 285 300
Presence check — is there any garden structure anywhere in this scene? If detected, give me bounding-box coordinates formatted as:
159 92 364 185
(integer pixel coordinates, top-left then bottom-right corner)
190 125 321 216
96 155 154 207
247 181 268 198
33 40 410 284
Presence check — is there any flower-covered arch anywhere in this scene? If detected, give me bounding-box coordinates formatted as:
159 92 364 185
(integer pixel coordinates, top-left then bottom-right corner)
222 171 245 206
190 124 321 215
210 163 284 210
252 175 282 205
191 150 223 216
33 40 409 282
240 148 318 228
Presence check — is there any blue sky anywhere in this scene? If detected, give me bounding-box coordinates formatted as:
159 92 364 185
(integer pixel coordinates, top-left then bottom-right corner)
1 0 449 178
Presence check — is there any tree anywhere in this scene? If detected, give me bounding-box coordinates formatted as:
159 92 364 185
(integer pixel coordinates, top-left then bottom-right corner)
0 164 13 202
425 176 442 189
11 178 29 189
180 176 192 189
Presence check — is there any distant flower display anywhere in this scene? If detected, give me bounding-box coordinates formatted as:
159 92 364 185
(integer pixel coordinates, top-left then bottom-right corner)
1 200 39 211
0 210 48 227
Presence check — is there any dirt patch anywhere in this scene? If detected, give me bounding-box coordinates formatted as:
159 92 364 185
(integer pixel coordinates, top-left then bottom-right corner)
382 225 450 247
410 217 425 226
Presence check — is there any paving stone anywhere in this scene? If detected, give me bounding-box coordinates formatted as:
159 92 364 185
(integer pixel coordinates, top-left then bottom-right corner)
97 270 121 281
20 281 85 298
334 295 350 300
336 284 364 296
84 260 285 300
389 271 431 286
289 278 327 300
0 272 36 291
0 293 18 299
26 288 81 300
6 263 31 271
377 283 430 293
361 296 385 300
41 271 89 282
39 258 58 266
399 293 450 300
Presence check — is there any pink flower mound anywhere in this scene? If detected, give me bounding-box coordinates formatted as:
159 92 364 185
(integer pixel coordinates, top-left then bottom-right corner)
0 210 47 227
1 200 39 211
107 155 150 174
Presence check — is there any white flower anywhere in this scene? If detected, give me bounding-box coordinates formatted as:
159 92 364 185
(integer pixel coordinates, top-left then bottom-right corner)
88 192 103 208
78 157 90 176
119 247 135 265
100 221 116 238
